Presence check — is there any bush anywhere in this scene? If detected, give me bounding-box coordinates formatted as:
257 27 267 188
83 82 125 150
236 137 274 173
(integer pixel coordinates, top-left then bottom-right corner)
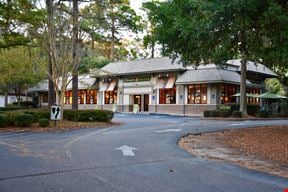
209 110 220 117
38 118 50 127
219 110 232 117
247 105 259 116
203 110 210 117
258 110 270 118
13 114 34 127
24 110 50 122
13 101 36 108
63 110 76 121
63 110 114 122
232 111 243 118
0 114 8 127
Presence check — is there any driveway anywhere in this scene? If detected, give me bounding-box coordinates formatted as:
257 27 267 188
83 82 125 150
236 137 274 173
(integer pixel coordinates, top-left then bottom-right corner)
0 114 287 192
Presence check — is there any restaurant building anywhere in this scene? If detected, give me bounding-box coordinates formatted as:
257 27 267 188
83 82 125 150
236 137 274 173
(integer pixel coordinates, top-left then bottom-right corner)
29 57 277 115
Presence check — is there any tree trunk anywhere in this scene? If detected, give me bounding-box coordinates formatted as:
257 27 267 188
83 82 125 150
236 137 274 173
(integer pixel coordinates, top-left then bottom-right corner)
151 40 155 58
72 0 79 110
46 0 55 108
240 58 248 116
48 56 55 107
110 7 115 61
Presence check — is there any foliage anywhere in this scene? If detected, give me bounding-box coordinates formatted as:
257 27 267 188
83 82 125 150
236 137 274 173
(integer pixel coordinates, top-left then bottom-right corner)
258 110 270 118
0 114 8 127
0 0 44 48
0 47 46 106
38 118 50 127
209 110 220 117
232 111 243 118
279 101 288 117
63 110 114 122
219 110 232 118
24 110 50 123
265 78 286 96
203 110 210 117
13 114 34 127
82 0 143 60
79 55 110 74
149 0 288 115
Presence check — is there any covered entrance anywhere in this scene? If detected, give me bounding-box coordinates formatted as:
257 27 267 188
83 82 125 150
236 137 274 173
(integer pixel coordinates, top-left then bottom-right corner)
133 94 149 112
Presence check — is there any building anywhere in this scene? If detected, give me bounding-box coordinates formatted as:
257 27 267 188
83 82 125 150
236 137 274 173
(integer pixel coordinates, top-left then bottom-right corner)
29 57 277 115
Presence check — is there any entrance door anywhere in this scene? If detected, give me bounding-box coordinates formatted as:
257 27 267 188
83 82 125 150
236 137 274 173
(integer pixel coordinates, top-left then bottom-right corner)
144 94 149 112
134 95 141 112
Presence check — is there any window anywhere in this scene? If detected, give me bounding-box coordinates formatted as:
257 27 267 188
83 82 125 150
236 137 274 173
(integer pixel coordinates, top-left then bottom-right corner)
64 91 72 104
221 84 238 104
86 90 97 104
159 87 176 104
42 93 48 103
188 84 207 104
78 90 86 104
105 90 117 104
247 88 260 104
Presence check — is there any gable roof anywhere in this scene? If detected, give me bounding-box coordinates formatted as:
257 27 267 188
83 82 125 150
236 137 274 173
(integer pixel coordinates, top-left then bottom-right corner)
176 68 253 85
102 57 186 76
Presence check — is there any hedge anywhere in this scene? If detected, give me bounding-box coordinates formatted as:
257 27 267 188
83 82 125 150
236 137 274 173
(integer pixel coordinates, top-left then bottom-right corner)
38 118 50 127
63 110 114 122
13 114 34 127
232 111 243 118
0 114 8 127
203 110 210 117
24 110 50 122
258 110 270 118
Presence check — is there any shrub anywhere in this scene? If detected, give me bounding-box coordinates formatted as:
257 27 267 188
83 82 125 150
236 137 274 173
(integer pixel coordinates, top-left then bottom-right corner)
63 110 114 122
13 114 34 127
219 110 232 117
247 105 259 116
63 110 76 121
232 111 243 118
24 110 50 122
38 118 50 127
0 114 8 127
209 110 220 117
13 101 36 108
258 110 270 118
203 110 210 117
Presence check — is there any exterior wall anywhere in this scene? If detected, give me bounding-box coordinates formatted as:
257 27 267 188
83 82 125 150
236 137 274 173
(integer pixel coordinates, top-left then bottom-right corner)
148 104 217 116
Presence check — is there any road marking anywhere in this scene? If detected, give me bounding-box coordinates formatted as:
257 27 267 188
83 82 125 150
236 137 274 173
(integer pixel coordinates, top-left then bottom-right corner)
156 129 182 133
229 123 245 126
64 129 108 147
116 145 138 156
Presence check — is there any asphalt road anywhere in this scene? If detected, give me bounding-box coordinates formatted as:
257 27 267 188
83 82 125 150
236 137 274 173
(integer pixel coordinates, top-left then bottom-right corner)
0 114 287 192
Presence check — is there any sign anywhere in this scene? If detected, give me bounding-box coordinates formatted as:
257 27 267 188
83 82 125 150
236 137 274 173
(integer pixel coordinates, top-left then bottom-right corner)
133 104 139 114
50 105 62 120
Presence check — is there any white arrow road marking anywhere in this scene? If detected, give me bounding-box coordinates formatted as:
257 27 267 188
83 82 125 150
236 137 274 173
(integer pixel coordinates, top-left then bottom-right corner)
116 145 138 156
230 123 245 126
156 129 182 133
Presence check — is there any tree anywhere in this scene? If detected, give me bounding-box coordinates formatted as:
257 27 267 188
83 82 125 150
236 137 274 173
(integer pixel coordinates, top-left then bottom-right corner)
142 1 159 58
149 0 288 116
0 47 46 107
265 78 286 96
41 1 83 111
84 0 142 60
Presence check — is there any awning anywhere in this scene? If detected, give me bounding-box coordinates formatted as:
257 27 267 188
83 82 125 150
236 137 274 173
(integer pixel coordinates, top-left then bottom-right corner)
99 82 109 91
107 80 117 91
165 75 176 89
155 75 176 89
